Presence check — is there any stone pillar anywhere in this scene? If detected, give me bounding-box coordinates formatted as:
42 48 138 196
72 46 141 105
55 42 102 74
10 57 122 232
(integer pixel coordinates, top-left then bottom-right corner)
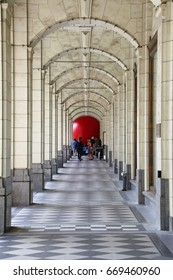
118 85 124 180
118 161 123 181
51 87 57 174
103 145 108 162
62 104 67 164
43 160 52 183
0 3 12 233
137 169 145 204
114 94 119 174
114 159 118 174
136 44 149 199
66 110 70 160
31 164 44 192
57 92 63 167
161 2 173 231
126 164 131 190
69 117 73 158
63 145 67 164
109 102 114 162
109 151 112 167
43 69 52 181
125 60 136 188
12 1 32 205
32 42 44 191
156 179 169 230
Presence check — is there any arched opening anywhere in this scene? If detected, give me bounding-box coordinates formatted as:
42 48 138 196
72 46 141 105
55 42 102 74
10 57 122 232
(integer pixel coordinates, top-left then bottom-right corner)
72 116 100 145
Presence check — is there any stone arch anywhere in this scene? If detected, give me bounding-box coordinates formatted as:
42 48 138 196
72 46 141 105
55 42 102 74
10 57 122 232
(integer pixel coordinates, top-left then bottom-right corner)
51 65 120 85
63 91 111 105
44 47 127 71
30 18 140 49
68 106 104 118
70 111 102 121
66 99 107 112
56 78 116 96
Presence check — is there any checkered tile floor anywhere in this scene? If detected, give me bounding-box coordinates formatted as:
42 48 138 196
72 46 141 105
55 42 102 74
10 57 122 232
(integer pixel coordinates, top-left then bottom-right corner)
0 156 173 259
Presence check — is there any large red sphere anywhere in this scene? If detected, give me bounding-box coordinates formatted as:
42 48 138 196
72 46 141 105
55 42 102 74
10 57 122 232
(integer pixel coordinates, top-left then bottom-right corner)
72 116 100 145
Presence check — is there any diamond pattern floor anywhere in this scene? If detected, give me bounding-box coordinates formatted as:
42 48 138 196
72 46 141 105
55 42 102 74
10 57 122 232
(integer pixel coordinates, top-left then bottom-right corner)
0 157 173 259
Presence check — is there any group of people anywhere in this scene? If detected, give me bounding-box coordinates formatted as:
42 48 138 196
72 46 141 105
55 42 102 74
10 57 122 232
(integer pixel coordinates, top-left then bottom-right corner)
71 136 101 161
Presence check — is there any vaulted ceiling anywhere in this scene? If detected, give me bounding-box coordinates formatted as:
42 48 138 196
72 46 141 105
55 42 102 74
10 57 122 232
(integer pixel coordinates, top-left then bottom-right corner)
28 0 156 121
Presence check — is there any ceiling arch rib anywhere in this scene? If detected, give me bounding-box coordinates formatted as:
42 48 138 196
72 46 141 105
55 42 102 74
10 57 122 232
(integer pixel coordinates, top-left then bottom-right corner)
68 106 104 118
44 47 127 71
51 65 120 85
63 91 111 105
71 111 101 122
69 109 103 121
30 18 140 49
66 99 107 113
56 78 116 96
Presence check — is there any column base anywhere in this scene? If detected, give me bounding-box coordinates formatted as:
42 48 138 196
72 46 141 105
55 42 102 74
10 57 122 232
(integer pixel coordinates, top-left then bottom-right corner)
114 159 118 174
51 158 57 175
0 175 12 234
109 151 112 167
67 145 71 160
43 160 52 182
118 161 123 180
63 145 67 164
169 217 173 232
13 169 32 206
137 169 145 204
156 178 169 230
31 164 44 192
57 150 63 168
126 164 131 190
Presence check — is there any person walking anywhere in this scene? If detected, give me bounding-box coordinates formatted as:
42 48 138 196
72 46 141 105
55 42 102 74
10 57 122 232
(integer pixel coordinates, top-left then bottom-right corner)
77 137 83 161
71 138 78 157
87 138 94 160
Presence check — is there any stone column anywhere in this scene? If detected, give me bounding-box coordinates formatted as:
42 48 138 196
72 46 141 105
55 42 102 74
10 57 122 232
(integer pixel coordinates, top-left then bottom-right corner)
12 1 32 206
66 110 70 160
51 85 57 174
0 3 12 233
62 104 67 164
136 44 149 203
109 102 114 166
126 63 135 189
136 1 152 202
114 95 119 173
118 85 124 180
43 70 52 182
122 78 127 174
57 92 63 168
32 43 44 191
68 116 73 158
161 2 173 231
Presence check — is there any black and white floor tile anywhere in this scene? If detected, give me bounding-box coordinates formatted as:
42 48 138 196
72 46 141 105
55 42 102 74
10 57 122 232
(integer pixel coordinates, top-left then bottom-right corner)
1 157 173 260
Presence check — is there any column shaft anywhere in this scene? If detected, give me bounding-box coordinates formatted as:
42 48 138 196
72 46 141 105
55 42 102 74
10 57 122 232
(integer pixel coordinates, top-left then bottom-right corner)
0 3 12 233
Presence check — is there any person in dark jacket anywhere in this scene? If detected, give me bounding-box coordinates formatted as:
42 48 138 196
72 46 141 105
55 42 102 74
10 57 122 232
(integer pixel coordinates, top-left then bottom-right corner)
77 137 83 161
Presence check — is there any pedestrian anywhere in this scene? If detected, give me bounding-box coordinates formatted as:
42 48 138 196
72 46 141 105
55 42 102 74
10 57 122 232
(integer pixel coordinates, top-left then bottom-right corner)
71 138 78 157
87 138 94 160
77 137 83 161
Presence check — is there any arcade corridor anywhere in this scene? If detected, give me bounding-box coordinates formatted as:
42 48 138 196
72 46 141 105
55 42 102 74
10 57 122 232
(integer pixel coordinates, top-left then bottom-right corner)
2 0 173 264
0 157 173 260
